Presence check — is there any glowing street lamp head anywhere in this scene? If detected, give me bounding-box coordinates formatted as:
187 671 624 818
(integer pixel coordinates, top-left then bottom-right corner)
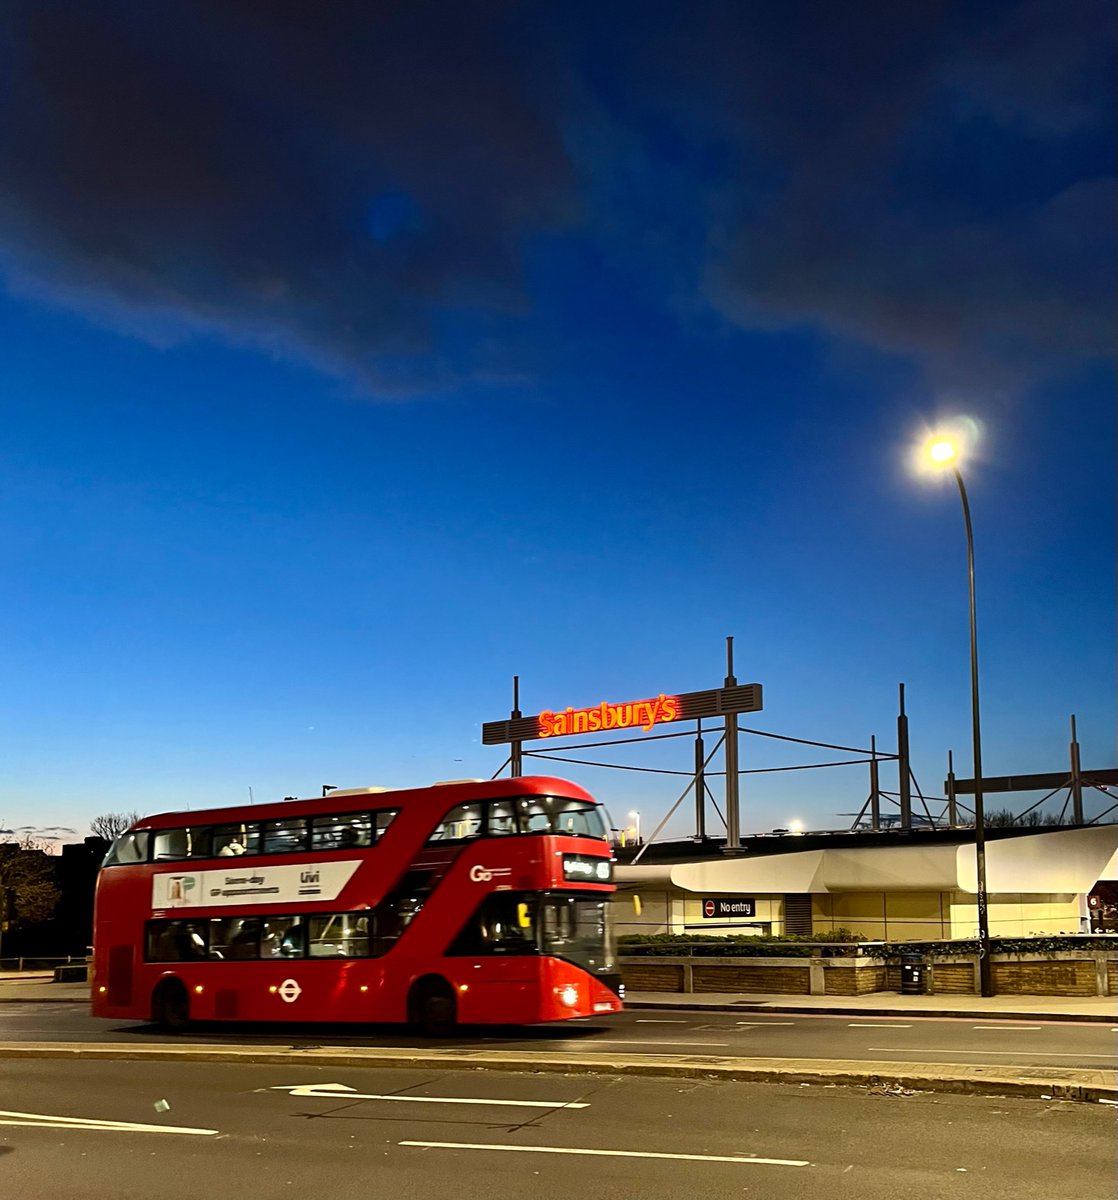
909 417 982 481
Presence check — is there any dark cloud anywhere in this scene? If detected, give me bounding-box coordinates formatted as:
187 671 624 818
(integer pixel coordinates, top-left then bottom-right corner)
0 0 1111 395
0 0 575 391
693 0 1116 388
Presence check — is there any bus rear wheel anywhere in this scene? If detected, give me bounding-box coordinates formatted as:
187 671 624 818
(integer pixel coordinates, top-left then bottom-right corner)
152 979 190 1033
407 977 457 1036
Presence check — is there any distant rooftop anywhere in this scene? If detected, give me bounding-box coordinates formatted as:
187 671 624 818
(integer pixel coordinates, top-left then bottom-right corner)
612 821 1107 865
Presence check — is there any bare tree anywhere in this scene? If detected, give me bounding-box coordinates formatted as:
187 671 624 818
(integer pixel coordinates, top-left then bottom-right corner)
89 811 143 841
985 807 1068 828
0 827 61 957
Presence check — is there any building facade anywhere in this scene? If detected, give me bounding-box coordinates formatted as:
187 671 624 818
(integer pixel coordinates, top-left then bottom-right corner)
614 824 1117 942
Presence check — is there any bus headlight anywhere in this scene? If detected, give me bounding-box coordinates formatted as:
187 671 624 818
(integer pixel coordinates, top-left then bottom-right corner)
556 985 579 1008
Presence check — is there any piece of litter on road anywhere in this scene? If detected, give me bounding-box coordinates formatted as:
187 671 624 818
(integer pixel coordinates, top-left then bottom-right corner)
153 1099 171 1113
1040 1094 1052 1100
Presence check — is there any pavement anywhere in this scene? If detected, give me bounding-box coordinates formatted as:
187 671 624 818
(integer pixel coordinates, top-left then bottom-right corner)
1 973 1115 1103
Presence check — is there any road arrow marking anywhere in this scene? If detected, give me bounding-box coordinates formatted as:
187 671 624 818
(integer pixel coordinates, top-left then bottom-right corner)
270 1084 588 1109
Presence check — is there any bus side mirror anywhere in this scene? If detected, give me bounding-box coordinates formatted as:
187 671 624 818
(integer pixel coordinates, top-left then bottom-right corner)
633 895 642 916
516 903 531 929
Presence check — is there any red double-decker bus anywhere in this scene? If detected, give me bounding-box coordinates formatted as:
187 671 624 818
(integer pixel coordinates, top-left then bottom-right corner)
91 776 622 1031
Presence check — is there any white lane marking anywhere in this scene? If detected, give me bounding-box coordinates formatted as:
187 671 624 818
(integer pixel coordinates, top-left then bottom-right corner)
577 1039 729 1048
849 1024 912 1028
868 1048 1116 1059
736 1021 796 1026
270 1084 588 1109
400 1140 809 1167
0 1109 217 1136
972 1025 1043 1031
635 1018 688 1024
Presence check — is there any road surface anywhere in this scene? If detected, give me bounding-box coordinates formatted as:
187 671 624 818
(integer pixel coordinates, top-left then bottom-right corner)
1 1001 1114 1071
0 1058 1113 1200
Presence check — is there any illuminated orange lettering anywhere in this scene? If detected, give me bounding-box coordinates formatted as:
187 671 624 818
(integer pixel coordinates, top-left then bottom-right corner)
535 694 683 739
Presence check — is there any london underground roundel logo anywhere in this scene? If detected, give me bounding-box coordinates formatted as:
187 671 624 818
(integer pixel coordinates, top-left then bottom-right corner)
703 900 716 918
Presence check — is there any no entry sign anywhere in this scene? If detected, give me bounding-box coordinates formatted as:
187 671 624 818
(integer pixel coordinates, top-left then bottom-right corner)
701 898 756 919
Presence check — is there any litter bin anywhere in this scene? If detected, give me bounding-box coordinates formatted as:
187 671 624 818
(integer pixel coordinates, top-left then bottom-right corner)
899 953 926 995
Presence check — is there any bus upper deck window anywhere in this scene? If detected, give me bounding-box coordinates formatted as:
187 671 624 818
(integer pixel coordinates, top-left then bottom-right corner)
311 813 374 851
104 830 149 866
262 818 308 855
427 804 483 843
212 823 260 856
487 800 517 835
152 829 190 861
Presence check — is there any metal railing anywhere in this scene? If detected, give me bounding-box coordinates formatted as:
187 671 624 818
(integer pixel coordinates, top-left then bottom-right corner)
0 955 88 974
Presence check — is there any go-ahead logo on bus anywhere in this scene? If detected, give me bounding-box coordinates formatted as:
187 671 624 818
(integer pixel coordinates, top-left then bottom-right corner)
468 864 513 883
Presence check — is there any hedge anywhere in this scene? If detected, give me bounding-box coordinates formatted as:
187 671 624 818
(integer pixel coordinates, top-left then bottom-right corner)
619 932 1118 960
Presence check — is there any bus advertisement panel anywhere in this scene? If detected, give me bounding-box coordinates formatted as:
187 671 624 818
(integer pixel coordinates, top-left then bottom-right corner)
91 776 622 1031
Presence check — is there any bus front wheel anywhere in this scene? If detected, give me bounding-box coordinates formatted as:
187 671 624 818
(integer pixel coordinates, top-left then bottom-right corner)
152 979 190 1033
407 977 457 1036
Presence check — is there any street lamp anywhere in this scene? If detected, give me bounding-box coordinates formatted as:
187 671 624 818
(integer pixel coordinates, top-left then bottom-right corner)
629 810 641 845
927 436 993 997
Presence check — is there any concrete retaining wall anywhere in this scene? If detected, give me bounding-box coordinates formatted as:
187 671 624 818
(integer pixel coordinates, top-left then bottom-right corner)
620 948 1117 997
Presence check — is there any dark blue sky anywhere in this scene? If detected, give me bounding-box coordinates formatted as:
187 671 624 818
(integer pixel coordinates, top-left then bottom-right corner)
0 1 1113 844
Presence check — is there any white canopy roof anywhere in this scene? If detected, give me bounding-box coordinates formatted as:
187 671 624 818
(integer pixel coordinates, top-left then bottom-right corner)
616 825 1118 895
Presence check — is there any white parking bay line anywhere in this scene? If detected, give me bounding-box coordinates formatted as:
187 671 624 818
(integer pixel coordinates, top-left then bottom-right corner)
849 1023 912 1028
973 1025 1043 1030
868 1047 1116 1059
400 1141 809 1167
581 1039 729 1048
0 1109 217 1136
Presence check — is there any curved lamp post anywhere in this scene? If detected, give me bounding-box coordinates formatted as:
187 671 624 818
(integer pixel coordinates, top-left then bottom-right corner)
928 438 993 997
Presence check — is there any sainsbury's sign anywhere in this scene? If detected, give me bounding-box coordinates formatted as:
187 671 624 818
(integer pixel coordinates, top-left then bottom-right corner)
482 682 762 746
538 694 680 738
